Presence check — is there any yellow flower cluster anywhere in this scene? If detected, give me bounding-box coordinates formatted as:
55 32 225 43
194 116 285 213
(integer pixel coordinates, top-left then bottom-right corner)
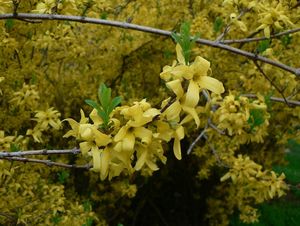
64 44 225 180
256 2 294 38
27 107 61 143
212 94 269 143
9 83 40 110
220 155 288 223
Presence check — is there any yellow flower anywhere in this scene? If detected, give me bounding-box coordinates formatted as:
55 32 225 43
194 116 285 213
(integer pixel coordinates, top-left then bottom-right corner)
78 124 111 154
34 107 61 130
134 140 167 171
26 126 43 143
63 109 89 139
0 130 15 150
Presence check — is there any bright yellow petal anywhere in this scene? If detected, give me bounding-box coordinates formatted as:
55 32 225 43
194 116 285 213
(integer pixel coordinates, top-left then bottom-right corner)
163 100 181 121
122 132 135 151
197 76 225 94
143 108 160 118
146 160 159 171
134 148 147 171
91 146 101 171
89 109 103 125
114 125 129 142
100 148 111 180
93 128 111 147
173 138 182 160
172 65 193 80
181 105 200 128
79 141 92 155
176 44 185 65
173 126 185 160
192 56 210 77
184 80 200 107
166 79 184 98
134 127 152 145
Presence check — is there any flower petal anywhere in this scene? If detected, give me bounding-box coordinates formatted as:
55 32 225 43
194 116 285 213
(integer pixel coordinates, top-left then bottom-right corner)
181 105 200 128
197 76 225 94
173 126 185 160
134 127 152 145
163 100 181 121
176 44 185 65
184 80 200 107
166 79 184 98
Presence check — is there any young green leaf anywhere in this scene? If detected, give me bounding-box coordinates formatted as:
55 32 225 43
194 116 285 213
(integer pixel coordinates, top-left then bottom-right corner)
171 21 199 64
108 96 122 114
247 109 265 131
98 83 111 110
213 17 223 33
257 39 270 53
85 99 102 112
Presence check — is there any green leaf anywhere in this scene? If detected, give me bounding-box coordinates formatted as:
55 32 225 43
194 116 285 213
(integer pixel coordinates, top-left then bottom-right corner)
213 17 223 33
247 109 265 131
83 200 92 212
171 21 198 64
98 83 111 110
257 39 270 53
264 92 273 109
5 19 14 31
57 171 69 184
10 143 20 152
85 99 101 112
280 34 292 47
108 96 122 114
82 217 94 226
100 12 108 19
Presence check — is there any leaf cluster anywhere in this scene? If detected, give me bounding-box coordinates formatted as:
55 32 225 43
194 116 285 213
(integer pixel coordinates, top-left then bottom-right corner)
85 83 121 132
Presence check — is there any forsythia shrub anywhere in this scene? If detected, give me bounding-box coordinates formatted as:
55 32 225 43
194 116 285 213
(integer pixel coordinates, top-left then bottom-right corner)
0 0 299 225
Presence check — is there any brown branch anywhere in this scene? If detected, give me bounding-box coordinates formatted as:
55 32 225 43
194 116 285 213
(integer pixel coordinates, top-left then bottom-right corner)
0 148 80 157
0 13 299 76
241 93 300 106
221 27 300 44
1 156 91 169
253 60 290 106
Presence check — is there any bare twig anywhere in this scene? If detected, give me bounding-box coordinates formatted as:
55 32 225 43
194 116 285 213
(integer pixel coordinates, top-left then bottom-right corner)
0 13 299 76
253 60 290 106
208 118 225 135
216 10 247 42
222 27 300 44
241 93 300 106
187 124 208 155
0 148 80 158
1 156 91 169
203 134 230 168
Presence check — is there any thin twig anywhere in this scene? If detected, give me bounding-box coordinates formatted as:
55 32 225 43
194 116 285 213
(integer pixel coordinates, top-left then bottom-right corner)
1 157 91 169
187 124 208 155
241 93 300 106
208 118 225 135
222 27 300 44
253 60 290 106
0 148 80 157
0 13 299 76
203 134 230 168
216 10 247 42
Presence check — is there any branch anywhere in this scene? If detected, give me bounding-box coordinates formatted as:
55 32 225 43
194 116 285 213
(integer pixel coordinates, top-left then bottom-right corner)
253 60 290 106
216 9 247 42
187 124 208 155
0 13 299 76
241 93 300 106
0 148 80 157
1 156 91 169
221 27 300 44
